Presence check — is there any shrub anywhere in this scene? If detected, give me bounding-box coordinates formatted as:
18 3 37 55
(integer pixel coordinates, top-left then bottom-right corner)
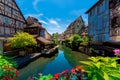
0 55 19 80
8 32 37 49
81 57 120 80
80 36 89 46
70 34 83 50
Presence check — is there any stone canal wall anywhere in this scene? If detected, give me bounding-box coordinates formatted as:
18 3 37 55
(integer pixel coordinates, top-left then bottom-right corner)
14 46 59 69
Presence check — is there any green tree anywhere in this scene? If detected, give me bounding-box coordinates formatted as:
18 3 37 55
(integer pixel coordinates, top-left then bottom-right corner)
52 32 58 45
81 36 89 45
70 34 83 50
8 32 37 49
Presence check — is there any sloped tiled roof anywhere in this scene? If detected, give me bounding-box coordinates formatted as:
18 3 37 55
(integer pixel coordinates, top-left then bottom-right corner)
37 37 53 44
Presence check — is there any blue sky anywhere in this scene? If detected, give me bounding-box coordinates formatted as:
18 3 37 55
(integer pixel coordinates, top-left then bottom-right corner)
16 0 98 34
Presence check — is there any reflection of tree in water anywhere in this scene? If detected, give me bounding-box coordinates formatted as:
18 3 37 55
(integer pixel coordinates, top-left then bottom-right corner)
61 45 88 67
18 53 58 80
61 45 78 67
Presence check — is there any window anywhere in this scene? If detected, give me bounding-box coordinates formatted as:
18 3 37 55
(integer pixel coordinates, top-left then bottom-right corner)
117 0 120 2
90 11 92 16
10 28 15 34
4 17 11 25
5 27 10 34
97 17 102 29
13 10 17 16
111 17 119 28
97 6 100 14
5 5 11 13
4 17 9 24
7 0 12 2
0 27 4 35
0 15 3 23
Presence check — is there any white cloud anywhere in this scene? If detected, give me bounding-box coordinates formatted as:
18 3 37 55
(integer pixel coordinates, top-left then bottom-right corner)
24 13 67 34
46 23 67 34
33 0 42 12
39 20 48 25
42 18 67 34
48 19 61 28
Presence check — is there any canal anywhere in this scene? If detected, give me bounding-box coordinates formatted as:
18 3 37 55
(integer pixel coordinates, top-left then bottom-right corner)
18 46 88 80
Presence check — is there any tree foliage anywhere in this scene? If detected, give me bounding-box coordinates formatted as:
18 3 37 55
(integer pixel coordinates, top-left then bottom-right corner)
80 36 89 45
8 32 37 49
70 34 83 50
52 32 58 45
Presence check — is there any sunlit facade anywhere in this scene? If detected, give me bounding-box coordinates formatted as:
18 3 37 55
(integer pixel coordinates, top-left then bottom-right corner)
0 0 26 53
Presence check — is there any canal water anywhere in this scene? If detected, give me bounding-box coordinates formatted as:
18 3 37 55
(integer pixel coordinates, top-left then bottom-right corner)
18 46 88 80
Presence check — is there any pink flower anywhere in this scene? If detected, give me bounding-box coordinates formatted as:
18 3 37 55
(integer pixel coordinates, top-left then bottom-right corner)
113 49 120 56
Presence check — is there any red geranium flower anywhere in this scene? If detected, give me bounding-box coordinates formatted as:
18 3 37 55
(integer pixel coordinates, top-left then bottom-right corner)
54 73 60 79
61 70 68 74
2 76 8 80
50 78 56 80
9 78 13 80
15 70 19 76
70 68 76 73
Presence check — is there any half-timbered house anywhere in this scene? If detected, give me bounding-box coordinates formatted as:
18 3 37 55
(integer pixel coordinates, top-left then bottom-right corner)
0 0 26 53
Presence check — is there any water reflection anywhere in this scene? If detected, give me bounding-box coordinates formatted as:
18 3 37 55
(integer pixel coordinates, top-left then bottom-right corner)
61 46 89 67
18 46 88 80
18 54 58 80
42 50 72 75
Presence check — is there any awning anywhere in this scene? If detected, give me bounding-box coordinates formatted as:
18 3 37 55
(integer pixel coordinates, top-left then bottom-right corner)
37 37 53 44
